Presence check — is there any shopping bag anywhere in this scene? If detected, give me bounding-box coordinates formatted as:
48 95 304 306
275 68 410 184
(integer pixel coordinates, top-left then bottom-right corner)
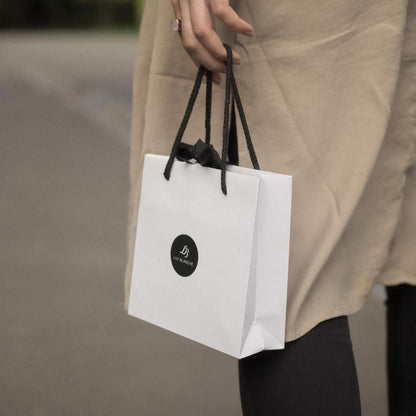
128 45 292 358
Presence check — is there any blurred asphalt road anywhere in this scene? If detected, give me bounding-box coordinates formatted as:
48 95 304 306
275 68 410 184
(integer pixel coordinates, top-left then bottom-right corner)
0 32 388 416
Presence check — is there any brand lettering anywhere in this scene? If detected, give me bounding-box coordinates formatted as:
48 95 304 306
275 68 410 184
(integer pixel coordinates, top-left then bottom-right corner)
173 255 194 266
170 234 198 277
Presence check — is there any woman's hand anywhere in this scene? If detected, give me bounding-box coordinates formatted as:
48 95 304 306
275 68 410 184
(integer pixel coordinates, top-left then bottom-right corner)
171 0 254 84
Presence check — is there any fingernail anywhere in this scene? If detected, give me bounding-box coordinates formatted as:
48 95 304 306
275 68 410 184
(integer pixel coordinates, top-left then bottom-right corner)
243 30 254 37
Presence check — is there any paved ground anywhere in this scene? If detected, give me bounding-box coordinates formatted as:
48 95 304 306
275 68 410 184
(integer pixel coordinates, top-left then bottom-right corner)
0 32 388 416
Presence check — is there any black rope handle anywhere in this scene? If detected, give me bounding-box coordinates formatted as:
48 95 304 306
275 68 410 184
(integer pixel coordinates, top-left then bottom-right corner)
163 65 206 180
205 69 239 166
228 97 239 165
220 45 234 194
163 44 260 194
220 44 260 193
205 69 212 144
229 61 260 170
163 65 233 181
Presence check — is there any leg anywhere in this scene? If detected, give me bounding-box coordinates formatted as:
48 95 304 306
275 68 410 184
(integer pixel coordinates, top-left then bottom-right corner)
385 283 416 416
238 315 361 416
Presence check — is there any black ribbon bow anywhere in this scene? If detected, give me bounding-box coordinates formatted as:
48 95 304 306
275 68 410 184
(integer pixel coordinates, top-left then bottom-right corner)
176 138 223 170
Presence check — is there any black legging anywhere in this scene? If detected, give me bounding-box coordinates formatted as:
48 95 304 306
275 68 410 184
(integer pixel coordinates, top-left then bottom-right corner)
385 283 416 416
238 283 416 416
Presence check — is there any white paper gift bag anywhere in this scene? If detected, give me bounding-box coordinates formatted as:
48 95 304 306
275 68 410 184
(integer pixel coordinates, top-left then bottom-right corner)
128 46 292 358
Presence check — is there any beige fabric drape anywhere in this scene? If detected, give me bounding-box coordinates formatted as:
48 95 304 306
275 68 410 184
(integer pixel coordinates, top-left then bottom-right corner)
124 0 416 342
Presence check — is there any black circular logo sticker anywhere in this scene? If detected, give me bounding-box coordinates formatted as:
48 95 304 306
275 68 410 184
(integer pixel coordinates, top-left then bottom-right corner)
170 234 198 277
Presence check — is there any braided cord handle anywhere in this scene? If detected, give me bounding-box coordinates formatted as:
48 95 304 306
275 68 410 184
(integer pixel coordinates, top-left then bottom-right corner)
229 58 260 170
220 44 260 194
163 65 206 181
163 44 260 194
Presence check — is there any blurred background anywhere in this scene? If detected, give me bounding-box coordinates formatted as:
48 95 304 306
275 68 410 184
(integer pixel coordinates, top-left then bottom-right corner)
0 1 390 415
0 0 145 29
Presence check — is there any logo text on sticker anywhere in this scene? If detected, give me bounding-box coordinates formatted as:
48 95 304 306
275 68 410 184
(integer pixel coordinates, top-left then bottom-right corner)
170 234 198 277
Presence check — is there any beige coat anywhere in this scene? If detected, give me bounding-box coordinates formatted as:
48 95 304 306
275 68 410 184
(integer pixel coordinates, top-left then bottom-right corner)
124 0 416 342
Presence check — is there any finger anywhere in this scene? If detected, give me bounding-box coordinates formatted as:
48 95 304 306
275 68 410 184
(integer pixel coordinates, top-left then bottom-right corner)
187 52 220 84
171 0 182 20
208 9 223 87
212 72 221 84
190 0 240 63
209 2 216 31
173 0 221 84
179 0 227 73
210 0 254 36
